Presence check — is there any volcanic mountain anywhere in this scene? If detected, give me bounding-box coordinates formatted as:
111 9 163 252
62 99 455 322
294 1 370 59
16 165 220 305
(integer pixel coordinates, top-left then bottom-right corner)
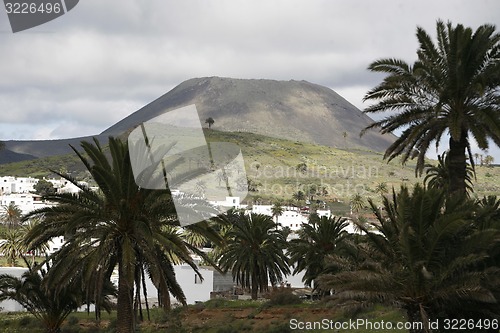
2 77 395 162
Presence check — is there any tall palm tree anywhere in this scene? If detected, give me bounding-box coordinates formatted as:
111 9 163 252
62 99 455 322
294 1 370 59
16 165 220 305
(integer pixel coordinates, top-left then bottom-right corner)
217 213 290 300
288 215 348 291
362 21 500 195
318 185 500 332
23 137 221 333
21 218 49 265
271 201 284 225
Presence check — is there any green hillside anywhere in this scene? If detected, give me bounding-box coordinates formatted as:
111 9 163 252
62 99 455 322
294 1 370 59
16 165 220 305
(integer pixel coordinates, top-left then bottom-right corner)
0 130 498 206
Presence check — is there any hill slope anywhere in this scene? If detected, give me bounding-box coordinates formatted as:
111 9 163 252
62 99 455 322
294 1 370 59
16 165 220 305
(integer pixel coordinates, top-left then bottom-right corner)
2 129 498 201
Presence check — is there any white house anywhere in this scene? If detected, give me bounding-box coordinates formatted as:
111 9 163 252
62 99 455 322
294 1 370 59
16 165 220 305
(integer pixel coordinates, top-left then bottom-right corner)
250 203 335 232
278 210 308 231
0 176 38 195
0 193 52 215
46 178 90 194
209 196 244 209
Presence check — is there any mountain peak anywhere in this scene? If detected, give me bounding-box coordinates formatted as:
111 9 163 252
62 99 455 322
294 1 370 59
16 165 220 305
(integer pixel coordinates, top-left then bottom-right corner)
102 76 395 151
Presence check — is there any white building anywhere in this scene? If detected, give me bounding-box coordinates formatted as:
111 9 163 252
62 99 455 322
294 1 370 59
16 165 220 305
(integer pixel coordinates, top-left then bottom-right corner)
0 175 90 197
0 176 38 194
209 196 244 209
0 193 52 215
46 178 90 194
250 203 334 232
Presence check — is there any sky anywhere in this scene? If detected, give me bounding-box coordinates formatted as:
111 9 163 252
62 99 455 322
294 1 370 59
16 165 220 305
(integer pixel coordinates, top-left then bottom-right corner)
1 0 499 162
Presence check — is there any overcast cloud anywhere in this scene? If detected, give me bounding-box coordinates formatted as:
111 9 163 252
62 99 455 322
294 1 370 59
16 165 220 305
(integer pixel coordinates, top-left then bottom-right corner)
1 0 499 160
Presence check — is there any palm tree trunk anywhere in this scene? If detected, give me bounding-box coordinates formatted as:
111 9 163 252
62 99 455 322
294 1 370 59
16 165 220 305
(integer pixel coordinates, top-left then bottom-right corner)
141 266 150 321
158 280 171 311
406 306 426 333
448 131 467 196
117 263 135 333
251 274 258 300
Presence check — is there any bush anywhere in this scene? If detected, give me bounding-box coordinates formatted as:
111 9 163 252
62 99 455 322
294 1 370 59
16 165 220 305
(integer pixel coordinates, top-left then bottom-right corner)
18 316 33 327
61 327 81 333
267 289 302 307
204 298 230 309
216 326 239 333
266 323 293 333
67 315 79 326
106 318 117 332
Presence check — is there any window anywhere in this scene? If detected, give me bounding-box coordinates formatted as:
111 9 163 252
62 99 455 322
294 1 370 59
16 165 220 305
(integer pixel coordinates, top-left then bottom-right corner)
195 275 202 284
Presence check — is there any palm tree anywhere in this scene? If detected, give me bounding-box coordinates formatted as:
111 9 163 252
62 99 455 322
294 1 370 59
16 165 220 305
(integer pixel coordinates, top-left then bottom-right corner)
374 182 388 196
23 137 221 333
217 213 290 300
361 21 500 196
1 203 22 229
349 193 364 215
205 117 215 129
484 154 495 167
21 219 50 265
195 180 207 198
318 185 500 332
0 258 115 333
424 151 474 195
292 190 305 208
474 153 480 165
306 184 318 202
0 228 23 266
288 215 348 291
271 201 284 225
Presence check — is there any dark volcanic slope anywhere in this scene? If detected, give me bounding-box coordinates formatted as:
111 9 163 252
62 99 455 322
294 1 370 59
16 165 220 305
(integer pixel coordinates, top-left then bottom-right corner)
4 135 107 159
102 77 395 151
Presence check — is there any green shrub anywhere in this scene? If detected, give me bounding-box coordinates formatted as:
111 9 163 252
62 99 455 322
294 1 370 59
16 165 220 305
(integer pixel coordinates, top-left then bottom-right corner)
106 318 117 332
67 315 79 326
204 298 229 309
18 315 33 327
61 327 81 333
267 289 302 307
216 326 239 333
266 323 293 333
